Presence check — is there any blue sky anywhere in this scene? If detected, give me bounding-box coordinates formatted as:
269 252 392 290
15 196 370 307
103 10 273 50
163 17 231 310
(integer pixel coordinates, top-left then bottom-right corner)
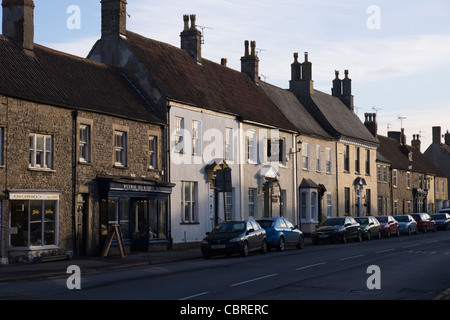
2 0 450 149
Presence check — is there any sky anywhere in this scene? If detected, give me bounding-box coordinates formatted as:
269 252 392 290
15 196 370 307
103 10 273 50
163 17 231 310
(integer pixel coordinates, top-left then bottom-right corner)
2 0 450 150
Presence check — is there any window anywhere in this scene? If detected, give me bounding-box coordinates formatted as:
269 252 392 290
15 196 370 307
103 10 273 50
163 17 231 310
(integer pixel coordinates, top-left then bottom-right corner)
225 189 233 221
225 128 233 161
248 188 256 216
355 147 360 173
79 124 90 163
192 121 201 156
365 150 370 175
394 200 398 215
182 182 197 223
148 136 157 169
384 197 388 215
326 147 332 173
443 181 446 194
377 165 381 182
378 197 382 215
393 170 398 187
300 192 307 219
247 131 257 163
383 166 387 183
344 145 349 172
344 187 350 214
0 127 4 166
326 193 333 217
311 192 317 221
174 117 184 153
10 199 57 247
29 134 53 169
316 145 321 172
407 171 411 189
302 142 309 170
280 190 286 216
407 201 412 214
366 189 371 215
267 138 284 164
114 131 127 167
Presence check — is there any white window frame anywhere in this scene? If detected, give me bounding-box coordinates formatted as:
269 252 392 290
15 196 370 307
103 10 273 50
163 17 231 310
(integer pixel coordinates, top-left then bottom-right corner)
247 130 257 164
79 124 90 163
248 188 256 216
407 171 411 189
148 135 157 169
326 147 332 173
316 145 321 172
225 128 233 161
326 193 333 217
302 142 309 170
174 117 184 153
182 181 197 223
29 133 53 170
114 130 127 167
393 169 398 188
192 120 202 156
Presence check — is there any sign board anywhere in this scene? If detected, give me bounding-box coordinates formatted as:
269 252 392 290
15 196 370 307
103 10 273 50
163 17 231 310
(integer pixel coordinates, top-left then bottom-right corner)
100 225 127 258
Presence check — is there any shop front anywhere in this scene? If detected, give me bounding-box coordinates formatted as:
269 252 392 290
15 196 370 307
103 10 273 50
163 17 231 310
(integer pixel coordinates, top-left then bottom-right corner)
98 177 174 252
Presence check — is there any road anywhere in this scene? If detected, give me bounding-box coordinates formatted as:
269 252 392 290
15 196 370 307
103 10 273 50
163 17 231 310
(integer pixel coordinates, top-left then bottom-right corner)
0 230 449 302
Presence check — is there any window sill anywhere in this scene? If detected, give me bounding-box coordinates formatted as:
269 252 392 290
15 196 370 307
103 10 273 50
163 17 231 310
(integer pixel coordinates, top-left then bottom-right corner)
113 164 129 170
28 167 55 173
180 222 200 225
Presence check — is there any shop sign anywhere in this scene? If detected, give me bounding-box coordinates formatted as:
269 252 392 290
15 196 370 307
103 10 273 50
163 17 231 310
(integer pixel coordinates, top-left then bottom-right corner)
110 182 172 194
9 193 60 200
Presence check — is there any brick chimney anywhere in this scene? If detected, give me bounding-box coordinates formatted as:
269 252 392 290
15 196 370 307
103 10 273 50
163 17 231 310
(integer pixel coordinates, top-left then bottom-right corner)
388 129 406 145
101 0 127 38
289 52 314 98
411 134 421 151
332 69 354 111
364 113 378 138
241 40 259 83
180 14 202 62
445 130 450 146
2 0 35 55
432 126 441 145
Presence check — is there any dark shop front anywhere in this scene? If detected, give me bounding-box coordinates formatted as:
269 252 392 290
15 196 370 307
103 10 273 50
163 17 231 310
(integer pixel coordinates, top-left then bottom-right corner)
98 177 174 252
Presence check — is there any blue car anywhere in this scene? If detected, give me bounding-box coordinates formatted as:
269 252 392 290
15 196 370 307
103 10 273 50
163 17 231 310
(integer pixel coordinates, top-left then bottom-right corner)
394 214 418 235
256 217 304 251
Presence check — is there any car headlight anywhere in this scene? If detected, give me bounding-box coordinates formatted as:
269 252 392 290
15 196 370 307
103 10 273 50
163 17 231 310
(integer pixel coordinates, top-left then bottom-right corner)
230 237 242 242
201 240 209 245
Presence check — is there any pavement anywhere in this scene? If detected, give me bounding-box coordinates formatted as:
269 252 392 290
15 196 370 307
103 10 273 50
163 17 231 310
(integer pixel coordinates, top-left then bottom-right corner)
0 247 203 283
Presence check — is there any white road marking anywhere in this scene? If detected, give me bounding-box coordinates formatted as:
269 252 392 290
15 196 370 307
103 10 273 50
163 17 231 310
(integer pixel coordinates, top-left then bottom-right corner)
231 274 278 287
339 254 365 261
295 262 327 271
403 243 420 248
375 248 396 254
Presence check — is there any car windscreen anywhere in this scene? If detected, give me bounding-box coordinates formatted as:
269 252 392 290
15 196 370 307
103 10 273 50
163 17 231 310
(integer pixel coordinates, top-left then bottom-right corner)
376 217 388 223
432 214 445 220
212 222 246 234
355 218 369 224
257 220 275 228
394 216 409 222
322 218 344 226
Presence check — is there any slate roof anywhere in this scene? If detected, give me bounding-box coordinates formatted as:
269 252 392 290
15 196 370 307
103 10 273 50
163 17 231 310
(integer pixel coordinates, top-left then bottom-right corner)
259 81 332 139
121 31 297 132
0 36 163 124
298 90 379 144
377 135 444 176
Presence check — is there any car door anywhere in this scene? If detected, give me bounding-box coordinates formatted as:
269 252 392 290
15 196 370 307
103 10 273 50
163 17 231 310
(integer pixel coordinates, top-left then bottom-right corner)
283 218 297 244
247 221 261 250
345 217 355 238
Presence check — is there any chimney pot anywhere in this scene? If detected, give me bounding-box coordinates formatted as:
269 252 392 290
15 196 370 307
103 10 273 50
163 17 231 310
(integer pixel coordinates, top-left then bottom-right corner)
221 58 227 67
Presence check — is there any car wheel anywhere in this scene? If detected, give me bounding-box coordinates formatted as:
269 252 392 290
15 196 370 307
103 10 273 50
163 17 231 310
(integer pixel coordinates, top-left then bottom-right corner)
278 237 285 251
240 241 249 257
407 227 411 236
341 232 347 244
296 236 304 249
367 231 371 241
261 240 267 254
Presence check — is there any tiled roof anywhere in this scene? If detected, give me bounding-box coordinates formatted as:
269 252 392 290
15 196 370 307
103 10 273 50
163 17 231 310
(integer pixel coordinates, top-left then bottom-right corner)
0 36 163 124
122 31 297 131
377 135 444 176
259 82 331 139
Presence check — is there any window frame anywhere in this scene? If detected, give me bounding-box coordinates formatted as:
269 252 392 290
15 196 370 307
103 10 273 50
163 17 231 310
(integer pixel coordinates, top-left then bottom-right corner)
29 133 53 170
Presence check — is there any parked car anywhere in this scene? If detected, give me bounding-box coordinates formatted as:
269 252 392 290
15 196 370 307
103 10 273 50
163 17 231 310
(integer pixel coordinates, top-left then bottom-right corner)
439 208 450 214
312 217 362 244
410 213 436 233
431 212 450 230
393 214 418 235
201 220 267 259
355 216 382 240
256 217 304 251
375 216 400 238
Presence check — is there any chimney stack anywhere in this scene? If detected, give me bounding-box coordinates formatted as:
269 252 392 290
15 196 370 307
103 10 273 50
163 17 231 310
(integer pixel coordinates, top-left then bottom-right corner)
432 126 441 145
364 113 378 138
101 0 127 38
332 69 354 112
2 0 35 55
241 40 260 83
388 130 406 145
445 130 450 146
180 14 202 62
289 52 314 98
411 134 421 151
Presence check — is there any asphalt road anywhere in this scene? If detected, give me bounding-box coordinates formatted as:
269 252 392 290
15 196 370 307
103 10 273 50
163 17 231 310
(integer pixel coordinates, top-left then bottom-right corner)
0 230 449 301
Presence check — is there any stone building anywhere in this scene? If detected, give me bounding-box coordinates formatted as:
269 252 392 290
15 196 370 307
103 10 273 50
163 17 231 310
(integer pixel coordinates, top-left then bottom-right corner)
0 0 171 264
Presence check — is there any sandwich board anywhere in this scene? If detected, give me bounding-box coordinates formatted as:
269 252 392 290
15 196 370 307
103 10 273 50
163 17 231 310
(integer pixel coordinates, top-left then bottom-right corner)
100 224 127 258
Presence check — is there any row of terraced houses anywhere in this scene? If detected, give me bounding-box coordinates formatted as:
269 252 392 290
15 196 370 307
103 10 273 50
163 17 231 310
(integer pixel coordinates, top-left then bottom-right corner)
0 0 448 264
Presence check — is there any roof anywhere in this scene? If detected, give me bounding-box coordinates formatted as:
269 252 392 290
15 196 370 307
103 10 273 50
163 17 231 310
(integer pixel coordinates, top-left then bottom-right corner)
377 135 444 176
259 81 332 139
0 36 163 124
121 31 297 131
298 90 379 144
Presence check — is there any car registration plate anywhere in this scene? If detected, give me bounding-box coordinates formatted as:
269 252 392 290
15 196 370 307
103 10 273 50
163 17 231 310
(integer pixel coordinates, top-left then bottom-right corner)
211 245 226 249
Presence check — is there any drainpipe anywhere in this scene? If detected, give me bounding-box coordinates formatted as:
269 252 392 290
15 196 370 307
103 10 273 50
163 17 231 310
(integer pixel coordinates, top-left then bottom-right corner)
71 110 78 257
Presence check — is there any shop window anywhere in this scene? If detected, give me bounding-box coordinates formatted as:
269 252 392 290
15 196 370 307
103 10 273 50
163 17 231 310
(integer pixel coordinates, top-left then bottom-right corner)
10 199 57 247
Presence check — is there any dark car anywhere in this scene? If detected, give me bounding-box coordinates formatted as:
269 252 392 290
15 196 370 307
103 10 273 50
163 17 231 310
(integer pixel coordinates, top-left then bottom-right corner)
312 217 362 244
394 214 418 235
256 217 304 251
411 213 436 233
355 216 382 240
201 220 267 259
375 215 400 238
431 213 450 231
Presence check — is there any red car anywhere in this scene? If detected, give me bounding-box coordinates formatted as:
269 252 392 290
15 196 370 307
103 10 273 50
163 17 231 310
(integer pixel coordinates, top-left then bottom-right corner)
375 216 400 238
410 213 436 233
